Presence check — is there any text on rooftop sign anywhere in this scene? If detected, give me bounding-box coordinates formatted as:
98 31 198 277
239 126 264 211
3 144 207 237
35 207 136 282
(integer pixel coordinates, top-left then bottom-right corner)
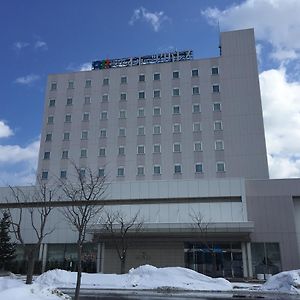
92 50 193 70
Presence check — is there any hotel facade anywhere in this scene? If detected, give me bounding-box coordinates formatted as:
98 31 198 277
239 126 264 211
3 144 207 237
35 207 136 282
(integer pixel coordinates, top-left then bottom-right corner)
1 28 300 278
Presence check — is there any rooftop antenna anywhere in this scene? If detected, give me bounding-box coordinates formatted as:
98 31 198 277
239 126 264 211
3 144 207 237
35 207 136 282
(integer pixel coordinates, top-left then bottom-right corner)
218 21 222 56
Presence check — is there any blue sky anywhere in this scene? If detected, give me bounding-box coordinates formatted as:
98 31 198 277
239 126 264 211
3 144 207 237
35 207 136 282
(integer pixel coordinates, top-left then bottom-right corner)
1 0 300 185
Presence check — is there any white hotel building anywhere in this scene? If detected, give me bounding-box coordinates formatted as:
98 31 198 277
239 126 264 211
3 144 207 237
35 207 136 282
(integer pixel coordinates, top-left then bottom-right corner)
1 28 300 278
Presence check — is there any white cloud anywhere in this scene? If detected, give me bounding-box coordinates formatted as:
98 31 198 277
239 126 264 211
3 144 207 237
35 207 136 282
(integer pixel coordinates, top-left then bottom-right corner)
0 121 13 138
13 41 30 51
129 7 170 32
15 74 40 85
0 139 40 186
80 63 92 71
201 0 300 61
34 40 48 50
260 67 300 178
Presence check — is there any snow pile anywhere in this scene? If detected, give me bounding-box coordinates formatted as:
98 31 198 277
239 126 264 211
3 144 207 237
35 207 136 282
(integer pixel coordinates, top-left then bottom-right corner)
0 276 70 300
36 264 232 291
261 269 300 294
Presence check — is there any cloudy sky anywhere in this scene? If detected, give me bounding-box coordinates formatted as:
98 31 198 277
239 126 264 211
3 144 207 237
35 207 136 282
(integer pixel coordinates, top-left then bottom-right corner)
0 0 300 185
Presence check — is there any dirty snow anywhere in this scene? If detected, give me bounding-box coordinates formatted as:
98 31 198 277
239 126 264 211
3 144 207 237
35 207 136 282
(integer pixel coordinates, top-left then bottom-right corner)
261 269 300 294
36 264 233 291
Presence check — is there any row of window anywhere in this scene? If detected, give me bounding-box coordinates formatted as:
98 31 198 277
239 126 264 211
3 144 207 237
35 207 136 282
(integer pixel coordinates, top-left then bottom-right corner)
45 120 223 142
47 103 222 125
41 161 225 180
48 85 220 108
49 67 219 91
43 140 224 160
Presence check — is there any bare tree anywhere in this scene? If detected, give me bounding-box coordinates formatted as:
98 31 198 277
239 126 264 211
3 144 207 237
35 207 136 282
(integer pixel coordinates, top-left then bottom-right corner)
101 210 144 274
59 163 106 300
190 210 218 276
6 178 57 284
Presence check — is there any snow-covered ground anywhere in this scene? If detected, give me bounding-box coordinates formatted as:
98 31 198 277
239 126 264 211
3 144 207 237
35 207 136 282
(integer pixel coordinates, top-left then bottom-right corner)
0 265 299 300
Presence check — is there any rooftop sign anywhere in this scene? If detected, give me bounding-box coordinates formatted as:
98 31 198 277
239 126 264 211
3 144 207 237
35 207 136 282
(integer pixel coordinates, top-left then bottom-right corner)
92 50 193 70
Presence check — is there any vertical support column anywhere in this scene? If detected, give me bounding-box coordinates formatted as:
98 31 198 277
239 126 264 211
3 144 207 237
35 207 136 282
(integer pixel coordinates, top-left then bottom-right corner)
41 244 48 273
97 243 101 273
246 242 253 278
101 243 105 273
241 242 248 278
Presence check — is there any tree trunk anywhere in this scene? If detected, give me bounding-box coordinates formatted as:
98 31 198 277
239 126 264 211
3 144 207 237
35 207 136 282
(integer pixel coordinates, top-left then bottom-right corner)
211 252 217 277
120 256 126 274
74 243 82 300
26 254 35 284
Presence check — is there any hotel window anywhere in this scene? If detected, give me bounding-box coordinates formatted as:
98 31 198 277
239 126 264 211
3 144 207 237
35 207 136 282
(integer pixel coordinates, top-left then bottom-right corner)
103 78 109 85
65 114 72 123
50 82 57 91
100 129 107 138
214 120 223 131
119 110 127 119
153 90 161 98
68 81 74 89
215 140 224 151
212 84 220 93
174 164 182 174
173 71 179 79
80 149 87 158
63 132 70 141
192 86 200 95
138 91 145 99
216 162 226 172
81 131 88 140
173 105 180 114
119 128 126 137
98 168 105 177
41 171 48 180
137 145 145 154
121 76 127 84
191 69 199 77
62 150 68 159
212 67 219 75
194 142 203 152
153 73 160 81
117 167 125 176
60 170 67 179
45 133 52 142
43 152 50 160
213 103 221 112
195 163 203 173
153 125 161 134
153 165 161 175
173 143 181 153
102 94 109 102
173 123 181 133
79 169 86 178
137 126 145 136
101 111 108 120
153 107 161 116
172 88 180 97
99 148 106 157
49 99 55 107
66 98 73 106
193 122 201 132
153 144 161 153
83 112 89 121
120 93 127 101
137 166 145 176
85 79 91 88
139 74 145 82
118 146 125 156
193 104 201 113
47 116 54 124
84 96 91 104
137 108 145 117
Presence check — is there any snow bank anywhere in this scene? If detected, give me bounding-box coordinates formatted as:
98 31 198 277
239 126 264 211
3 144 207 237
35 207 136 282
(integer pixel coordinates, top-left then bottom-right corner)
261 269 300 294
0 276 70 300
36 264 232 291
